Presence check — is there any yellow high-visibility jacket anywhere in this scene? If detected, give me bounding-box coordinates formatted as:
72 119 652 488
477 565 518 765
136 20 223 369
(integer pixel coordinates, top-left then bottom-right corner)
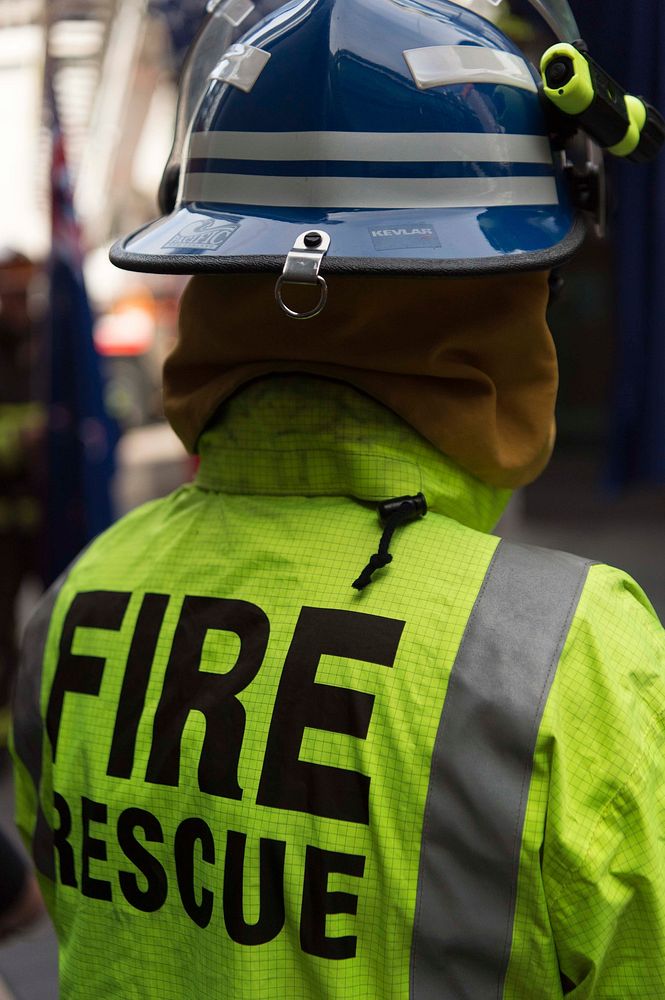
12 376 665 999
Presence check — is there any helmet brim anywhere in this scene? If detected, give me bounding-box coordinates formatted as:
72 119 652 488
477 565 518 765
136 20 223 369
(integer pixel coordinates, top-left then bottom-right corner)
110 201 586 277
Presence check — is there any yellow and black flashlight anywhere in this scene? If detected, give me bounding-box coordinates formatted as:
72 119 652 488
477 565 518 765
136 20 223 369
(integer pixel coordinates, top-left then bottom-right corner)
541 41 665 163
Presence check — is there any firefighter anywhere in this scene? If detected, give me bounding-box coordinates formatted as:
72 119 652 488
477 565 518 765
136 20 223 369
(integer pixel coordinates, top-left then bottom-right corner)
0 828 44 942
11 0 665 997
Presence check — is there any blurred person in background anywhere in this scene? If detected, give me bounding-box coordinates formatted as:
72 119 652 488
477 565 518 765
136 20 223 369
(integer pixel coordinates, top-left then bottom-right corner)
0 250 44 748
0 827 44 942
0 253 46 968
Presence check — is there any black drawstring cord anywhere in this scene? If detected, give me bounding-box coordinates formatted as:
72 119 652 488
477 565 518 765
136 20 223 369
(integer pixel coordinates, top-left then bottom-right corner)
352 493 427 590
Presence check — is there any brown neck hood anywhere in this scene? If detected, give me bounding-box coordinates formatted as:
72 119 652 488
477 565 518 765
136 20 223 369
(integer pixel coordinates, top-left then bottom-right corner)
164 270 557 489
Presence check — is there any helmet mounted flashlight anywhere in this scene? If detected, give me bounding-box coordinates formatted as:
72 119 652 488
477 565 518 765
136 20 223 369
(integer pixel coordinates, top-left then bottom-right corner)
541 41 665 164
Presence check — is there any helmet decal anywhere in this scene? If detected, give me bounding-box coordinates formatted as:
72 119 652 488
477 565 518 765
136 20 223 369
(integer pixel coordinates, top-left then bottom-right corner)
403 45 538 93
210 42 271 93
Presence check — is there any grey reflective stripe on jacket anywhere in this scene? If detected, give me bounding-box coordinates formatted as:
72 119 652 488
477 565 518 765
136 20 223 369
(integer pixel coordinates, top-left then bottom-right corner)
410 540 591 1000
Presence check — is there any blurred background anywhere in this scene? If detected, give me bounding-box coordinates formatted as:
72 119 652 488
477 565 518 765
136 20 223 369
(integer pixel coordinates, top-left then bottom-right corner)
0 0 663 994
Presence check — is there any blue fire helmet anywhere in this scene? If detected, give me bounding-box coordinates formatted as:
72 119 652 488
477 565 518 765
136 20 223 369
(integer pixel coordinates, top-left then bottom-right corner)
111 0 586 280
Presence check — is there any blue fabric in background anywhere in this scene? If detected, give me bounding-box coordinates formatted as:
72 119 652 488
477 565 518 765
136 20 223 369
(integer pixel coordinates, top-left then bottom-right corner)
45 256 118 585
569 1 665 486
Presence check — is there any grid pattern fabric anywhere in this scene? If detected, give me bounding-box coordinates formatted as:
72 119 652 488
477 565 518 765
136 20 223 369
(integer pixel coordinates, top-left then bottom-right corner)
13 376 665 999
25 492 498 998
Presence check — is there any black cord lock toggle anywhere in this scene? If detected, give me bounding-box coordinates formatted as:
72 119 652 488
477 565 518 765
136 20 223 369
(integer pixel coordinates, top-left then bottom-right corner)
352 493 427 591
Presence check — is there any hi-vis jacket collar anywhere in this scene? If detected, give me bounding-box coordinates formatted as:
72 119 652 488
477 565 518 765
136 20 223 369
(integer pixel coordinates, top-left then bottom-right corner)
196 375 512 533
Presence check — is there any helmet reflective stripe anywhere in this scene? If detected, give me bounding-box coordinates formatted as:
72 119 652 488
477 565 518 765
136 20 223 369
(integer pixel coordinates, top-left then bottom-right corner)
403 45 538 93
210 43 271 93
183 129 556 210
187 131 554 164
183 173 558 209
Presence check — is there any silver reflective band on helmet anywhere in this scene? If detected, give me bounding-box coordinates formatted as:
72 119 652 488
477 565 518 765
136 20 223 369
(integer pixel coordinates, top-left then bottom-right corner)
183 174 558 209
187 131 553 163
183 127 557 209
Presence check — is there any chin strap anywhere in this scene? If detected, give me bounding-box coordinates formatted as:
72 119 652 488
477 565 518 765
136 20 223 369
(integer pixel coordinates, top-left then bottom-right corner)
352 493 428 591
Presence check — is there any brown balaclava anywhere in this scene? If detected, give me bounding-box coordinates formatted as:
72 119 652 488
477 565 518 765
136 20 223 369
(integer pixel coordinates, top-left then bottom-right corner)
164 270 557 489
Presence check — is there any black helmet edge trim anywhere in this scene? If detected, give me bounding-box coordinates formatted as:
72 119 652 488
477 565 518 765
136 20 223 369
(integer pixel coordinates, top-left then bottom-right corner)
109 217 586 277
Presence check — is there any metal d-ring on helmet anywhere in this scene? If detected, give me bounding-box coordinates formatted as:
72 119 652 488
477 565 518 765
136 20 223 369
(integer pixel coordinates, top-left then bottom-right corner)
111 0 663 320
274 230 330 319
